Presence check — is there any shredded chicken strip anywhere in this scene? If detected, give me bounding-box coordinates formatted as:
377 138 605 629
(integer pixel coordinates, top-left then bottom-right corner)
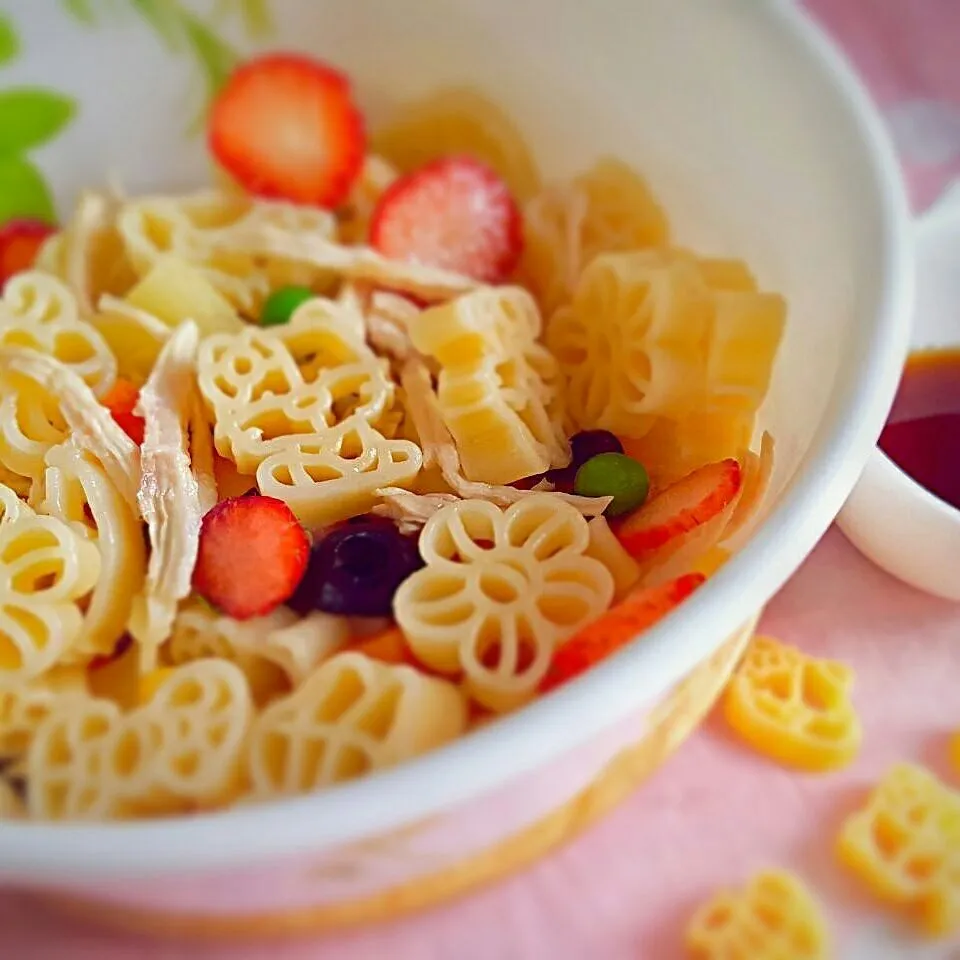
134 321 206 663
213 225 481 302
0 347 140 506
397 356 611 518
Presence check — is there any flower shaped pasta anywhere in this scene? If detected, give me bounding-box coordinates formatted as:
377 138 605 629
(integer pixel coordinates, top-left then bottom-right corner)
685 869 830 959
0 511 100 690
198 311 422 527
837 763 960 937
723 635 861 772
0 270 117 397
394 495 614 712
247 651 466 798
26 658 252 820
0 665 87 761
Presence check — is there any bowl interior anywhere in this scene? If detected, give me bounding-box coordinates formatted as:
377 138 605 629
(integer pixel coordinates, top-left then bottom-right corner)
0 0 910 876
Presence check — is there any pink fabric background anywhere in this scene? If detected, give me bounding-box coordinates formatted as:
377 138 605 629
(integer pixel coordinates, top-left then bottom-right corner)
5 1 960 956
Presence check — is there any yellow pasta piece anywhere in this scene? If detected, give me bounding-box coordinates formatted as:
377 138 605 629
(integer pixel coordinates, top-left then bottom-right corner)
723 635 861 772
337 154 400 245
409 287 568 484
89 296 170 388
198 309 422 527
685 869 830 959
247 651 467 798
520 158 669 316
394 495 614 712
584 516 641 599
0 664 87 759
372 87 542 201
42 440 147 662
27 658 252 820
125 254 243 336
0 511 100 689
837 763 960 937
0 270 117 396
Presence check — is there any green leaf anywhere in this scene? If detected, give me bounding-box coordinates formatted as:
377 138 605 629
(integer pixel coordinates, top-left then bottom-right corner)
0 89 76 155
0 157 56 224
59 0 99 26
0 14 20 65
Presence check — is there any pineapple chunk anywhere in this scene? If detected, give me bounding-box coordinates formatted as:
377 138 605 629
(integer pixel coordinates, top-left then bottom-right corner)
126 255 244 335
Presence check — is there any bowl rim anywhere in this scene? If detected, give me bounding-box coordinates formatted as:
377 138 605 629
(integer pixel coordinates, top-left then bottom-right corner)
0 0 914 880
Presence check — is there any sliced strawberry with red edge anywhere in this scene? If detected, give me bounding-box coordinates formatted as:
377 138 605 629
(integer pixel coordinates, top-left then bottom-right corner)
370 155 522 283
0 219 56 290
616 459 742 558
209 53 365 208
540 573 705 693
101 378 146 445
193 494 310 620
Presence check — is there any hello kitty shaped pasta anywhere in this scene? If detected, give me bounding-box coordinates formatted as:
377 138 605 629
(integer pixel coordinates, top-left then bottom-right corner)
247 651 467 798
0 271 117 397
27 658 252 820
837 763 960 937
685 870 830 959
394 495 614 712
409 287 569 485
0 507 100 690
723 635 861 773
117 189 338 314
198 309 422 527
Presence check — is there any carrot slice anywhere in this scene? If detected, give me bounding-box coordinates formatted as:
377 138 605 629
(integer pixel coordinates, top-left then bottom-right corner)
540 573 705 693
616 459 741 558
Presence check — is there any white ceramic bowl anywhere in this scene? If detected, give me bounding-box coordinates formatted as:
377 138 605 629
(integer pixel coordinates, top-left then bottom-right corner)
0 0 911 935
838 181 960 600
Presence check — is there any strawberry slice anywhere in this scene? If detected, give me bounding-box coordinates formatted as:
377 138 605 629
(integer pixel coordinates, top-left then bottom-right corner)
616 459 742 558
540 573 705 693
209 53 365 208
370 155 522 283
0 219 55 289
101 378 146 445
193 494 310 620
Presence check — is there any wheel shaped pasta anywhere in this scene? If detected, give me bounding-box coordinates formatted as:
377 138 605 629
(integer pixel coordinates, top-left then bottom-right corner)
394 495 615 712
26 658 253 820
247 651 466 798
198 313 422 526
0 511 100 690
837 763 960 937
685 869 830 959
0 665 88 761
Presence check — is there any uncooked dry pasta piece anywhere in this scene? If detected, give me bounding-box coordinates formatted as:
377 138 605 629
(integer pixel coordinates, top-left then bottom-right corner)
26 658 253 820
837 763 960 937
394 495 614 712
685 869 830 959
0 270 117 396
723 635 861 772
247 651 466 798
42 440 147 662
0 511 100 690
0 347 140 507
132 322 208 665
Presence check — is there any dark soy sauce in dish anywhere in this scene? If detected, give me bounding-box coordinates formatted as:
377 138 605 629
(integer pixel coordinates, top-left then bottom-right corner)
878 347 960 510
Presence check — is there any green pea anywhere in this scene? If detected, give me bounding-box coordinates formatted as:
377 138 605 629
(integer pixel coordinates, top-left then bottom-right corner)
574 452 649 517
260 285 315 327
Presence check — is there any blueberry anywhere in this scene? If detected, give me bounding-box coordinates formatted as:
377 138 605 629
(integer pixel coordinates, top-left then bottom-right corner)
570 430 624 467
287 520 423 617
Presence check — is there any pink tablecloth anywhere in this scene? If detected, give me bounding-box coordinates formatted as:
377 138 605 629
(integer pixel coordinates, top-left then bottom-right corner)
5 2 960 957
